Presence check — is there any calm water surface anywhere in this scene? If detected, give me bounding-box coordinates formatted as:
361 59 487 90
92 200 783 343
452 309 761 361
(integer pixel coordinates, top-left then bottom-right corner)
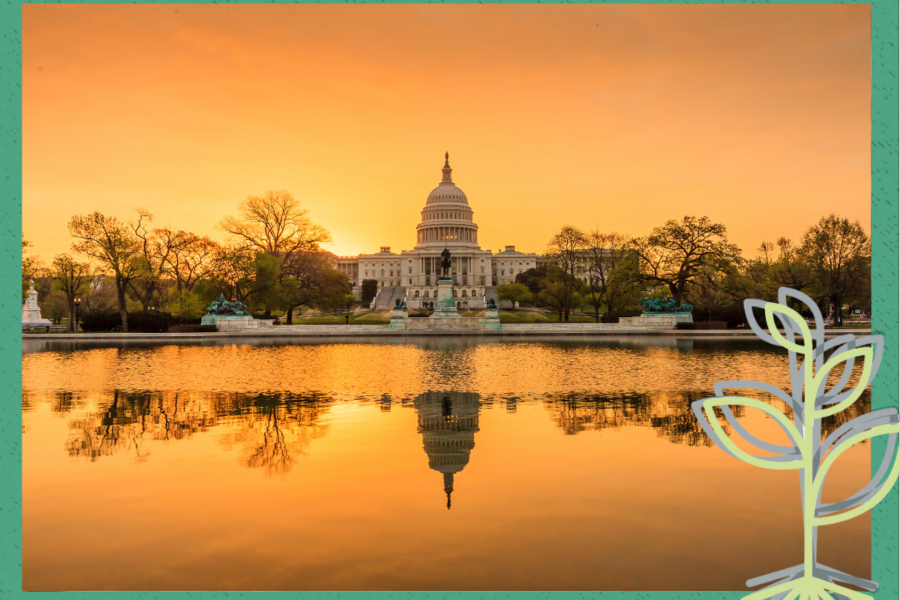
22 336 871 591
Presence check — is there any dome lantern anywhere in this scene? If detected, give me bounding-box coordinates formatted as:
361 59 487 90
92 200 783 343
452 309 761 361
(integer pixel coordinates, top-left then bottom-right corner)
442 151 452 182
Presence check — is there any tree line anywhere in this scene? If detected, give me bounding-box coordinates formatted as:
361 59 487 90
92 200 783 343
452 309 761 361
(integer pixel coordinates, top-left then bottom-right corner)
497 214 870 326
24 190 355 332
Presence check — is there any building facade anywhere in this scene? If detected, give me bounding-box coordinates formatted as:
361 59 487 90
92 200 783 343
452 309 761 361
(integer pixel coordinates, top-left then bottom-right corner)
331 154 537 310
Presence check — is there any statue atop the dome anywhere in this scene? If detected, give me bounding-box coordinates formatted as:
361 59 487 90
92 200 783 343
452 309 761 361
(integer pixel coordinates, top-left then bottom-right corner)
444 151 449 166
439 246 452 280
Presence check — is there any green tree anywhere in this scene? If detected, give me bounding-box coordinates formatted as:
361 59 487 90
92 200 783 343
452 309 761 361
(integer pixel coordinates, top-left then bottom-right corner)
343 294 357 324
162 289 206 321
360 279 379 306
49 253 92 331
496 282 532 307
68 212 142 332
252 252 285 316
276 253 352 323
631 215 740 306
799 214 870 326
42 290 69 325
515 266 549 299
603 252 644 316
537 266 580 321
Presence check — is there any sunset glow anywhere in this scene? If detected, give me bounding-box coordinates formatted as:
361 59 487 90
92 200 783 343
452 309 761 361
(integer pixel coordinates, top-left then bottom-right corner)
23 4 871 260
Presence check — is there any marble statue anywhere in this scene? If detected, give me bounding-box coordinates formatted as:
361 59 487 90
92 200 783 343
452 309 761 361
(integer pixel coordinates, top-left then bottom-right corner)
22 280 52 329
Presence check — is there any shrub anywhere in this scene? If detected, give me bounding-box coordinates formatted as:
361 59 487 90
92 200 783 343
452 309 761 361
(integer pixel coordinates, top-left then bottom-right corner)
80 311 122 332
600 310 639 324
81 311 174 333
167 324 219 333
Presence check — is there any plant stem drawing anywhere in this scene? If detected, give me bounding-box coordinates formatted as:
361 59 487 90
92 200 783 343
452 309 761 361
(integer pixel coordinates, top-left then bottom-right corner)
693 288 898 600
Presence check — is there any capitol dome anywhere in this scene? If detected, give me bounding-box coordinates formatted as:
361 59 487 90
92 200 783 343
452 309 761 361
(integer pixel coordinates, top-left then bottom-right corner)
415 153 479 248
426 184 468 205
425 152 469 205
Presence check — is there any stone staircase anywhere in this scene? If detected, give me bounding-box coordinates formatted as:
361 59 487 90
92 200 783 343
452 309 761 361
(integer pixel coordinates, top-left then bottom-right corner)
374 286 407 309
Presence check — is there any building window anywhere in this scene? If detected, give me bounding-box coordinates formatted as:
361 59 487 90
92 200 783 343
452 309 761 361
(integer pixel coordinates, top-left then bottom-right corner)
408 267 412 274
424 291 429 298
409 279 412 285
381 270 384 277
414 290 420 297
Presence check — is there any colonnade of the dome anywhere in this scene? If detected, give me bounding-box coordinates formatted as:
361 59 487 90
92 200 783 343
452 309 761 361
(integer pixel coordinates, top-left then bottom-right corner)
417 225 478 244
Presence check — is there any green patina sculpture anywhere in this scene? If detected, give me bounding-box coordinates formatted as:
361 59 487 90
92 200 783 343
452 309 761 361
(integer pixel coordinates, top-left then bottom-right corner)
205 293 249 316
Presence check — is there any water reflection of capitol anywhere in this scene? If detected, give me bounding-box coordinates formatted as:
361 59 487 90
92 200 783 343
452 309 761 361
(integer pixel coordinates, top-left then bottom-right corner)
412 392 481 510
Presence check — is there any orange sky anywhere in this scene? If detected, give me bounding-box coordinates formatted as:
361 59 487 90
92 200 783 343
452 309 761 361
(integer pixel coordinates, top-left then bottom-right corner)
23 4 871 261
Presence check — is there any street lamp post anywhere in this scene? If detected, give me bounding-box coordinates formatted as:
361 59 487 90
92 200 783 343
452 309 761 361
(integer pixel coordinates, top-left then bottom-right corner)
73 297 81 331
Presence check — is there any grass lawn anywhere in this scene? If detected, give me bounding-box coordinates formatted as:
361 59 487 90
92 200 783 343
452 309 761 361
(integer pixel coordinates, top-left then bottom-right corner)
497 310 596 323
287 311 391 325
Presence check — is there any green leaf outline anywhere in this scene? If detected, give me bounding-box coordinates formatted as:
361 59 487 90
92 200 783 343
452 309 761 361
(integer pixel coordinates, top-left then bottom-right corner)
701 396 805 470
812 422 900 527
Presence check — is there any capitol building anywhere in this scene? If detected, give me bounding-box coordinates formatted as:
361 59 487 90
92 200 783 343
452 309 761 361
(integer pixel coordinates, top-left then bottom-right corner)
331 154 537 310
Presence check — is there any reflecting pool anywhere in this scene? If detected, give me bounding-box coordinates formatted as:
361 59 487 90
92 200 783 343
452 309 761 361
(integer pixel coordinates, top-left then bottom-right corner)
22 336 871 591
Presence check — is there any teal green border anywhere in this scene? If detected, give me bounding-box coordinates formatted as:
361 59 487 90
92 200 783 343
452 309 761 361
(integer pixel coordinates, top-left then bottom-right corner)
2 1 897 598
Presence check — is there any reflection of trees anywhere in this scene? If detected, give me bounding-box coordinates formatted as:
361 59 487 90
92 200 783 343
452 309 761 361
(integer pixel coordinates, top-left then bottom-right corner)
62 390 330 472
544 390 871 447
218 394 331 475
545 391 725 447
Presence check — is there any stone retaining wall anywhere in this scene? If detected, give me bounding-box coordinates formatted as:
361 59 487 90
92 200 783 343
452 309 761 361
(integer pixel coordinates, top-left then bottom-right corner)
503 322 673 332
24 326 869 340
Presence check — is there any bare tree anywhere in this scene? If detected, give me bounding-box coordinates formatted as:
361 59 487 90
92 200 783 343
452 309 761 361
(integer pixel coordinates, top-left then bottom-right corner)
583 231 631 322
128 210 173 312
69 212 142 332
546 225 587 321
49 254 92 331
799 214 870 326
22 239 43 297
219 190 332 263
210 245 259 304
631 215 740 306
156 229 220 292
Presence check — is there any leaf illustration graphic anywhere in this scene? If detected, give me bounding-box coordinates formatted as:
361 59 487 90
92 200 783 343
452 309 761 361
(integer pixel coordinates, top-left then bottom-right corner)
810 346 873 419
813 410 900 526
764 303 813 356
693 396 804 470
813 335 884 409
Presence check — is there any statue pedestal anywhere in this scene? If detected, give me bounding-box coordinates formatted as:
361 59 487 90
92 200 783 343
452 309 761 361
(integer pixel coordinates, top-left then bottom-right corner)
484 307 501 330
202 315 255 331
389 307 409 330
430 279 460 319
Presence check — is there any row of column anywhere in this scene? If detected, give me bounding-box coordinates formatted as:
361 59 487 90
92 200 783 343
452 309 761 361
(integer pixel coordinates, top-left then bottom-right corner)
420 255 475 275
417 227 477 244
